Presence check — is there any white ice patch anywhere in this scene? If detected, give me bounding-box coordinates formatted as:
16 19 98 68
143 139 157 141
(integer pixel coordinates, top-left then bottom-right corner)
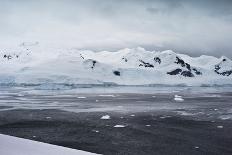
92 130 99 133
174 95 184 102
101 115 111 120
177 111 194 116
174 97 184 102
219 115 232 120
217 125 223 129
114 125 126 128
77 96 86 99
99 95 115 97
175 95 182 98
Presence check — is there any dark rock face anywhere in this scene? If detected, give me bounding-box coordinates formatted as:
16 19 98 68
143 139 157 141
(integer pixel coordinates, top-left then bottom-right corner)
167 69 195 77
84 59 97 69
181 71 195 77
167 69 182 75
168 56 202 77
91 60 97 69
122 57 128 62
215 65 232 76
175 57 186 67
175 57 191 71
186 63 191 71
3 54 12 60
80 54 84 59
113 71 121 76
193 68 202 75
154 57 161 64
139 60 154 68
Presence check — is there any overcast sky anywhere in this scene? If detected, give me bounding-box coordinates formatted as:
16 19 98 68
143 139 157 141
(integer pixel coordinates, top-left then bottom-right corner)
1 0 232 57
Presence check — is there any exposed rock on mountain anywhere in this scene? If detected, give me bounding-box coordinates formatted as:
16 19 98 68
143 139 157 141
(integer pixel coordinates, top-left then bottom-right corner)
0 45 231 86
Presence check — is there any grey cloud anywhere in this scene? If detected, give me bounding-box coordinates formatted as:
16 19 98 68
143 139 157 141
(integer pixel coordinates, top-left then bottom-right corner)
0 0 232 58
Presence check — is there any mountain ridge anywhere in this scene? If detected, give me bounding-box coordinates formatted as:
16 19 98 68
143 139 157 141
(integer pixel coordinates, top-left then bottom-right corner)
0 43 231 86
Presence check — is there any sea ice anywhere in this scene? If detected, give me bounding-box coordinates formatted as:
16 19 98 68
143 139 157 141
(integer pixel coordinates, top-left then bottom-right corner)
114 125 126 128
101 115 111 120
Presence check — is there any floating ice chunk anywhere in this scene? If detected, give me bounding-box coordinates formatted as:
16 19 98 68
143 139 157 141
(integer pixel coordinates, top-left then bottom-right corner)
145 125 151 127
175 95 182 98
174 97 184 102
130 114 135 117
99 95 115 97
177 111 194 116
174 95 184 102
92 130 99 133
152 96 156 98
77 96 86 99
95 100 99 102
114 125 126 128
46 117 51 119
217 125 223 129
101 115 111 120
194 146 199 149
219 115 232 120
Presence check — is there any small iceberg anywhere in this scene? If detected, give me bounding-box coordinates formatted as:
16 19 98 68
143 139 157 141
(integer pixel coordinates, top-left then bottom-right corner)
217 125 223 129
114 125 126 128
101 115 111 120
77 96 86 99
174 95 184 102
99 95 115 97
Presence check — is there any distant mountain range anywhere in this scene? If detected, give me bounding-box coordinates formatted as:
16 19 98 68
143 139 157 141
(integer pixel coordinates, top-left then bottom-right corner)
0 43 231 86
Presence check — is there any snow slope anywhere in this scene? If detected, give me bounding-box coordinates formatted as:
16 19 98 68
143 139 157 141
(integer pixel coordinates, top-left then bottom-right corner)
0 134 98 155
0 43 232 86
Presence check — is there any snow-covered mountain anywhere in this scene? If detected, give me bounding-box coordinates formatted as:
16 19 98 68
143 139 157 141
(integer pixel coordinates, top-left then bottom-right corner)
0 43 232 86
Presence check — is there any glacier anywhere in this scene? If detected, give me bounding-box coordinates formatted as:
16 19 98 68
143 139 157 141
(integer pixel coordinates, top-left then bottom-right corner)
0 43 232 86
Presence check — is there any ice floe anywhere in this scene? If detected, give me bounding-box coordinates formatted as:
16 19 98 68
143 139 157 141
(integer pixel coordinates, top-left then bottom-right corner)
114 125 126 128
174 95 184 102
101 115 111 120
217 125 223 129
99 95 115 97
77 96 86 99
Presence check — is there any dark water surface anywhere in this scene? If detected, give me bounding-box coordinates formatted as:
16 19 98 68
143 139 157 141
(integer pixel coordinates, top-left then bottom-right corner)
0 86 232 155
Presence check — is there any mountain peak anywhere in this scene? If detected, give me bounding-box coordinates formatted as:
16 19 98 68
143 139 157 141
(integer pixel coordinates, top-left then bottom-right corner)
0 46 231 86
